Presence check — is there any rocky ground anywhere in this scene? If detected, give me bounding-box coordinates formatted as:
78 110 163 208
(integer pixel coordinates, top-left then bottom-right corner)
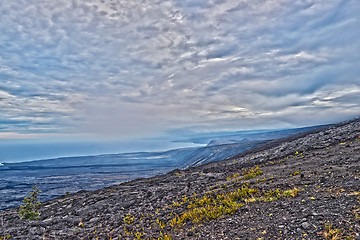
1 118 360 240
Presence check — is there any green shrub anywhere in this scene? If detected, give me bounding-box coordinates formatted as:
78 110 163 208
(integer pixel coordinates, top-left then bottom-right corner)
19 184 41 220
242 166 263 180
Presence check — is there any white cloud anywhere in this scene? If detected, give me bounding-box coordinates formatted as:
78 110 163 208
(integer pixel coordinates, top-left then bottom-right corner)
0 0 359 138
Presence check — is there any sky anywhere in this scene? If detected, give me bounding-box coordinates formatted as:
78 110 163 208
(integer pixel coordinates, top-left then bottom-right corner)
0 0 360 162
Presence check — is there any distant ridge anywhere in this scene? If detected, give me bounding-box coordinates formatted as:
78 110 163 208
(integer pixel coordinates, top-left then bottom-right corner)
229 117 359 161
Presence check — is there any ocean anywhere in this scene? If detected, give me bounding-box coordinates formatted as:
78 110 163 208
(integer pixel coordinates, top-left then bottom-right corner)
0 152 181 210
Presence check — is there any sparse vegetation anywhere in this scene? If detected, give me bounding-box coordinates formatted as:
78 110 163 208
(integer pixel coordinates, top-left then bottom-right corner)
291 170 302 176
85 163 301 239
226 173 240 180
283 188 299 198
256 176 274 182
351 193 360 220
321 222 345 240
108 182 301 239
123 213 134 225
3 122 360 239
19 184 41 220
175 171 183 177
242 166 263 180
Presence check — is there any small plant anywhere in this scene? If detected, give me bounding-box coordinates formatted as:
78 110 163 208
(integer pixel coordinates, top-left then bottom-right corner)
242 166 263 180
226 173 240 180
156 218 166 229
134 231 145 239
283 188 299 198
322 222 343 239
159 231 172 240
291 170 302 176
257 176 274 182
263 188 282 201
123 213 134 225
19 183 41 220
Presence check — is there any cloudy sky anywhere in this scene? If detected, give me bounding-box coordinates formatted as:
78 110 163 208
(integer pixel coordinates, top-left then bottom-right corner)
0 0 359 160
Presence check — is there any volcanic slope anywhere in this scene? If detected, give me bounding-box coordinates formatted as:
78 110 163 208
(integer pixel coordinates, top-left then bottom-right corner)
1 118 359 239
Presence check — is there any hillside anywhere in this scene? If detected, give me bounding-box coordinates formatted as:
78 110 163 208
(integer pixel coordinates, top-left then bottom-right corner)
0 127 316 210
1 118 359 239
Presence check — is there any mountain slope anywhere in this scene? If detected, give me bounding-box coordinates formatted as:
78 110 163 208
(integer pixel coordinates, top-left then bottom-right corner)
1 126 317 210
1 118 359 239
0 140 269 210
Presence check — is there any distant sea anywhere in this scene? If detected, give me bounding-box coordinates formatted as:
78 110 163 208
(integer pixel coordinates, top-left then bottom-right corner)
0 141 203 210
0 138 202 163
0 154 178 210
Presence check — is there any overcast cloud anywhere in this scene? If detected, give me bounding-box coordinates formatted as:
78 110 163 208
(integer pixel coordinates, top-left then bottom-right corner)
0 0 359 139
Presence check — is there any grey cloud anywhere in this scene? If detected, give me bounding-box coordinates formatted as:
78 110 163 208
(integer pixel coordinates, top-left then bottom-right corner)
0 0 359 137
